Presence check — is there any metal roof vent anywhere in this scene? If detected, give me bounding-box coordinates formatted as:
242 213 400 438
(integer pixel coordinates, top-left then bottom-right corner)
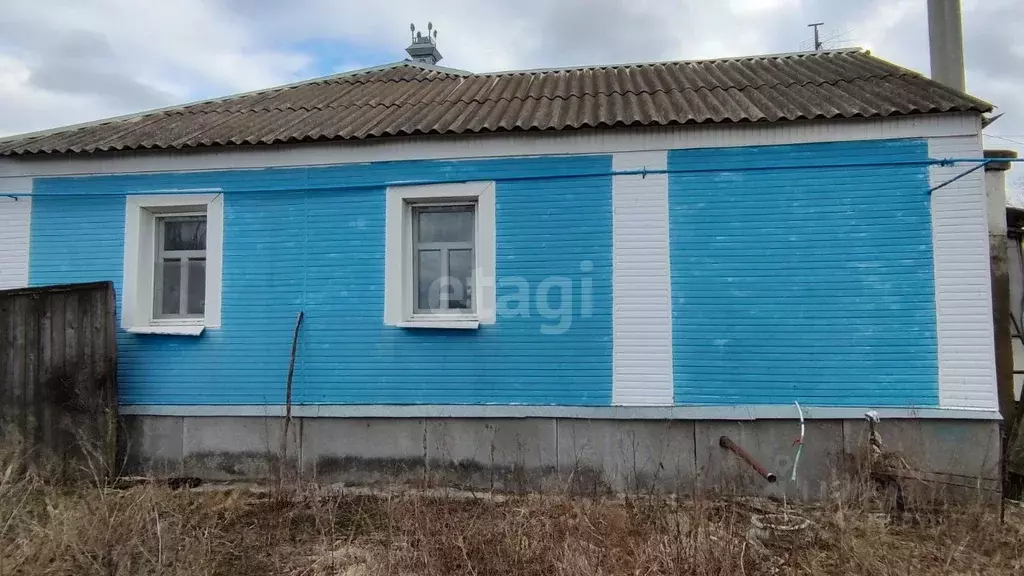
406 22 442 65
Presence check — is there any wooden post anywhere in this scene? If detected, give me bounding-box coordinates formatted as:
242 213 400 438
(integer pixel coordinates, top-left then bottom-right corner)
280 311 304 475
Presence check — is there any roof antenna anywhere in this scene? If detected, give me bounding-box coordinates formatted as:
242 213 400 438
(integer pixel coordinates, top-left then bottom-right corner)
807 22 824 51
406 22 443 65
409 23 415 42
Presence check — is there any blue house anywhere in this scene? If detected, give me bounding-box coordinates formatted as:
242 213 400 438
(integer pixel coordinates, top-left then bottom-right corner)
0 41 1005 495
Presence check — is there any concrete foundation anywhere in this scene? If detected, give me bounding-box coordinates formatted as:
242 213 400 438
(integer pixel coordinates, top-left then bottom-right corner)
119 415 1001 500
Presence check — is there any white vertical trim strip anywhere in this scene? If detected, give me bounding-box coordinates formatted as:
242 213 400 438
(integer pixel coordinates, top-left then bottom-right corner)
928 136 998 409
0 196 30 290
612 151 673 406
204 195 224 328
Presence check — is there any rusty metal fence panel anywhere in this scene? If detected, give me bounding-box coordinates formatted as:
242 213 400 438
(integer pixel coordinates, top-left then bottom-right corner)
0 281 117 480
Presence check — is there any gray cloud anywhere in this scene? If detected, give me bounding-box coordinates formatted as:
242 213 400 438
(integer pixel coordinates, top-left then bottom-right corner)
24 28 175 109
0 20 175 116
508 1 690 66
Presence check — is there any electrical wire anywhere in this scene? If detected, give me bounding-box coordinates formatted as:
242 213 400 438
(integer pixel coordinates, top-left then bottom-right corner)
6 157 1024 199
985 134 1024 147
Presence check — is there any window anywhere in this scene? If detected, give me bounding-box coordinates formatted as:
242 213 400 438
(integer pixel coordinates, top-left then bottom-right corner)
154 215 207 319
385 182 495 329
413 204 474 313
123 194 223 335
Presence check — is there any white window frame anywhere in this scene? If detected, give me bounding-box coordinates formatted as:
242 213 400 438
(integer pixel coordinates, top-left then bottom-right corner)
385 182 496 329
122 194 223 335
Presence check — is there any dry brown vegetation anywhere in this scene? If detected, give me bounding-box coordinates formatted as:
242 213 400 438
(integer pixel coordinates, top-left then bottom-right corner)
2 448 1023 575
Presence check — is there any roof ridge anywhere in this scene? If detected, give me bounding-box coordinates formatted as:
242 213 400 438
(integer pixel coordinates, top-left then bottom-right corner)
217 69 909 113
453 73 908 103
471 48 866 77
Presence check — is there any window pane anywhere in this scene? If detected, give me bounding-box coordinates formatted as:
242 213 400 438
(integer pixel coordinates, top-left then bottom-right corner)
187 258 206 315
163 217 207 250
448 249 473 310
416 207 473 243
416 250 441 311
158 259 181 316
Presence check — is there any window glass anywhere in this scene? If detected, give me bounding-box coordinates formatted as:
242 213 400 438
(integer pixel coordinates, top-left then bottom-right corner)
448 249 473 310
187 259 206 315
416 250 442 311
158 259 181 316
416 207 473 243
163 218 207 251
411 204 475 313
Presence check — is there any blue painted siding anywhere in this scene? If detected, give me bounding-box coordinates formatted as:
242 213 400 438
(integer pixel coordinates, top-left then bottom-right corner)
30 155 613 405
668 139 938 407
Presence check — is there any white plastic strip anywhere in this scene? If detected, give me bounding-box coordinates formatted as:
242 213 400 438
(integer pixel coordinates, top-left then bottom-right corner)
0 197 31 289
612 151 673 406
928 136 999 409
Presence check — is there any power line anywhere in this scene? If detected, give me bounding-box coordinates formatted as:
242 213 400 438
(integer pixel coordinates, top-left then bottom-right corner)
818 28 855 49
802 23 855 52
986 134 1024 147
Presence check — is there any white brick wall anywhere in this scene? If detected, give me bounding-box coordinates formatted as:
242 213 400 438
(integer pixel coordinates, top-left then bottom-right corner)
612 151 673 405
0 197 30 289
928 136 998 409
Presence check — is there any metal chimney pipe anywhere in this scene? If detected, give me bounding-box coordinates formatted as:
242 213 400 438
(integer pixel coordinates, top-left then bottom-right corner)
928 0 966 91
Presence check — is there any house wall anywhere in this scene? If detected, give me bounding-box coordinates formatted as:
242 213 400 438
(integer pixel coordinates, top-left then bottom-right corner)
28 155 614 406
668 139 938 406
0 113 998 416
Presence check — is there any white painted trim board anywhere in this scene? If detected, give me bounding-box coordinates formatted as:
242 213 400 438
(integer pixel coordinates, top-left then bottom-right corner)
0 114 982 181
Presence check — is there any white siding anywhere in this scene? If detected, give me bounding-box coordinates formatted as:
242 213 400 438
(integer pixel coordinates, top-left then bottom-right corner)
612 151 673 405
928 136 998 409
0 197 30 289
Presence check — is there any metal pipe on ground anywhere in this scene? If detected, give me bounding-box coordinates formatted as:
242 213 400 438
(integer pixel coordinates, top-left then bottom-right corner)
719 435 777 483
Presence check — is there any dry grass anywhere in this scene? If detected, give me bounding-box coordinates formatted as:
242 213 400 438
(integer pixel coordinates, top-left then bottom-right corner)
2 447 1023 575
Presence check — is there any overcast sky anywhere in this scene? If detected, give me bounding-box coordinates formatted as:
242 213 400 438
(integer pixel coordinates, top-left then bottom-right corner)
1 0 1021 178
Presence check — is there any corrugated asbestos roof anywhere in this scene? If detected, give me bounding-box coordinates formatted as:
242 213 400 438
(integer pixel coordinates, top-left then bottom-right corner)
0 49 993 156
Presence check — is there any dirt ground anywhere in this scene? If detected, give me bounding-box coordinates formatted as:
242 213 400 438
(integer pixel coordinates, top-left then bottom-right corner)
2 472 1023 576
